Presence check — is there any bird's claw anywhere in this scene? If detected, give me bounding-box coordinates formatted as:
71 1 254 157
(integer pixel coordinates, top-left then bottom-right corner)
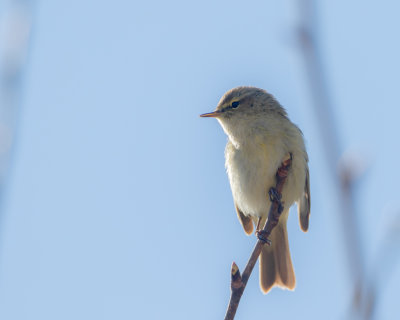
268 187 284 213
256 230 272 245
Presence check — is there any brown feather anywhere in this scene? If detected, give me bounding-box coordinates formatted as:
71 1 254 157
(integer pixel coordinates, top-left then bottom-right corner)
260 219 295 293
235 204 254 235
299 167 311 232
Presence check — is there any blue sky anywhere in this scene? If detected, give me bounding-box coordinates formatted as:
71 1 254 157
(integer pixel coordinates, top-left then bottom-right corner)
0 1 399 319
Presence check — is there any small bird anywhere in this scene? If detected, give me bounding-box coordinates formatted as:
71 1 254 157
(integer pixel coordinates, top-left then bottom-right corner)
201 86 310 293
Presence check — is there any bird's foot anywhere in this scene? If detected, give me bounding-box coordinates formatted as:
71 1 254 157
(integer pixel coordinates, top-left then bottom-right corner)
268 187 284 214
256 230 272 245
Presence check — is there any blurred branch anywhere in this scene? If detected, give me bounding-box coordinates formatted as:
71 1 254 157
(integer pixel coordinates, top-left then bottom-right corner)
0 0 33 213
296 0 366 317
224 157 292 320
364 213 400 320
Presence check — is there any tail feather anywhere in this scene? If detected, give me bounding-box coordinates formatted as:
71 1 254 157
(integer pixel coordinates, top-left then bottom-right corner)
259 244 277 292
260 220 295 293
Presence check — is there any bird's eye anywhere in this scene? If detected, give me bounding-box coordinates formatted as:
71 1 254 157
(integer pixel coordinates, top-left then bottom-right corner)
231 101 240 108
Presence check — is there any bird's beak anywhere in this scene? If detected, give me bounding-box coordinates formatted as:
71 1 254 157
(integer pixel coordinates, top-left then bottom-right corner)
200 110 222 118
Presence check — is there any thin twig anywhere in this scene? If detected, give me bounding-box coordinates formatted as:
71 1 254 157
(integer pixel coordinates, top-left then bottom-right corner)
224 156 292 320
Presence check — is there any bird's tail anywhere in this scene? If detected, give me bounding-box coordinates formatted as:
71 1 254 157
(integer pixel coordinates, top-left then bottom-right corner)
259 217 295 294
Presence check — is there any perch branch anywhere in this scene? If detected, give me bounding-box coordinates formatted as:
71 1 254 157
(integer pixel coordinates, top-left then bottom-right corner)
224 156 292 320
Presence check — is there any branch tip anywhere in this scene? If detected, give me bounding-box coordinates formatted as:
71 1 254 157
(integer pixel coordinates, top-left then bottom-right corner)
231 262 243 289
231 262 239 275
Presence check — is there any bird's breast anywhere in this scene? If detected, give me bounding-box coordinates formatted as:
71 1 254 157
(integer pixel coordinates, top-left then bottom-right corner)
225 137 286 218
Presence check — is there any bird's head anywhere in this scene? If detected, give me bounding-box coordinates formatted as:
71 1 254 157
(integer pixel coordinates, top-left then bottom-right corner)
201 86 287 146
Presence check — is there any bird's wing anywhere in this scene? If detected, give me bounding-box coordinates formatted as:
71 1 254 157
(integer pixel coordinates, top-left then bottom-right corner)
298 166 311 232
235 204 254 235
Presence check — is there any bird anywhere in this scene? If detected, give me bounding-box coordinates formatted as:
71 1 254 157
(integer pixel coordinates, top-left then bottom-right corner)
200 86 310 294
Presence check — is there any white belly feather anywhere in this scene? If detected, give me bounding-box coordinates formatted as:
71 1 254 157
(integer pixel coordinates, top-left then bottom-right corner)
225 132 306 219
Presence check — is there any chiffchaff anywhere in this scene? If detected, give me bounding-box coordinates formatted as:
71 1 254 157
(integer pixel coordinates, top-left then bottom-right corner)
201 86 310 293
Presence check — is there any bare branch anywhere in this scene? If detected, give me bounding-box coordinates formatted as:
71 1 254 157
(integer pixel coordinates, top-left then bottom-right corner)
224 156 292 320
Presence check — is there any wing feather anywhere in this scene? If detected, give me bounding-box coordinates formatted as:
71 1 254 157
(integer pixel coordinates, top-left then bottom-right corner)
235 204 254 235
298 167 311 232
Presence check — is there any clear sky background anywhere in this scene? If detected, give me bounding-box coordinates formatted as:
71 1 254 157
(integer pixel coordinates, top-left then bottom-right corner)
0 0 399 319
